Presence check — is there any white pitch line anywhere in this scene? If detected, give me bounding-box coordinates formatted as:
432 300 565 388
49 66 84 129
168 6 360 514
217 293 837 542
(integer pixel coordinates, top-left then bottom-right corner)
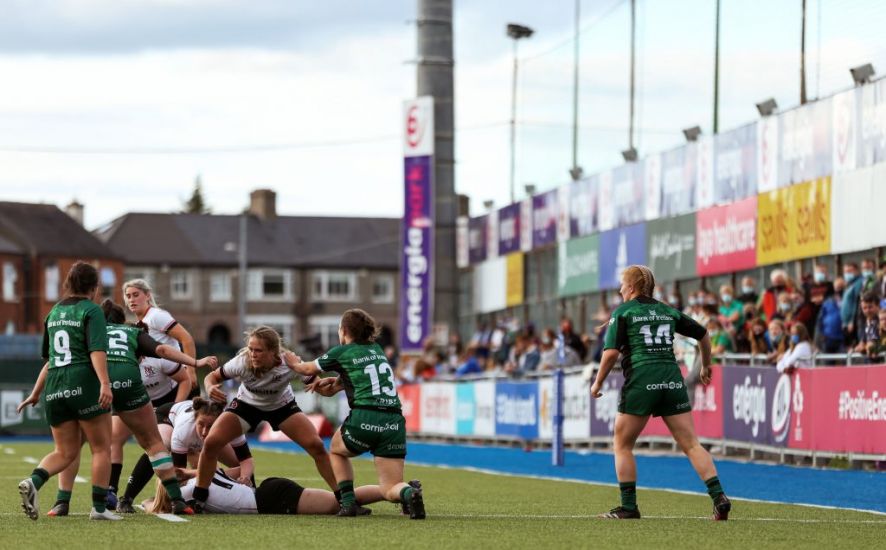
22 456 38 465
155 513 189 523
4 448 16 455
74 475 87 484
429 513 886 524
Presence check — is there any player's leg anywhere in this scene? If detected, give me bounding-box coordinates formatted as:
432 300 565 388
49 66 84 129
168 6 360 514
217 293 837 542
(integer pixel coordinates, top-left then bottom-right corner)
192 412 243 509
19 420 81 520
108 415 131 504
79 412 120 520
329 428 364 515
118 405 173 511
48 430 85 517
601 412 649 519
663 412 730 520
277 412 337 491
375 456 424 519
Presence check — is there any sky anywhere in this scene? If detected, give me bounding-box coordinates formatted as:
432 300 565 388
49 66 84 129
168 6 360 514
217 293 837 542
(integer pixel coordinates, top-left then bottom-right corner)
1 0 885 229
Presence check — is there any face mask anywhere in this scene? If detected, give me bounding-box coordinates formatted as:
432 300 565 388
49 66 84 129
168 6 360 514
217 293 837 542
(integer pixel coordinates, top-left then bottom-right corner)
772 333 783 342
814 272 826 283
753 329 764 336
862 270 874 279
720 293 732 304
688 297 698 306
668 295 679 304
844 272 857 283
741 285 755 295
654 291 664 301
541 335 552 345
778 302 792 312
791 334 800 344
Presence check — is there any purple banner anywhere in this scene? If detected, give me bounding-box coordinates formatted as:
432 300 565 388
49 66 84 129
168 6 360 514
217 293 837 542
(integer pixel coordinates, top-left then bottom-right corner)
532 189 558 248
714 122 757 204
569 176 598 238
468 215 487 264
497 203 521 256
400 156 433 352
721 365 790 447
590 374 623 436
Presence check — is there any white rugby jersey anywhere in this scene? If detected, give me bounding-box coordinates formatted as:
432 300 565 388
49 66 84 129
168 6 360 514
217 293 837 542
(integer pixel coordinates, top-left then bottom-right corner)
140 357 182 400
220 354 297 411
179 471 257 514
139 307 181 348
169 401 246 455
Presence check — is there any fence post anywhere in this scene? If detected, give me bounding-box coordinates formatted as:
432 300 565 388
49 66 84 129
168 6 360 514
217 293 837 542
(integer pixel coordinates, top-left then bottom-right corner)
552 367 565 466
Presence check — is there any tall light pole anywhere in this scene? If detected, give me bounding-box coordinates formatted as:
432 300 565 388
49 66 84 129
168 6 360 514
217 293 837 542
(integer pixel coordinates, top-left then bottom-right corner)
507 23 533 204
570 0 583 181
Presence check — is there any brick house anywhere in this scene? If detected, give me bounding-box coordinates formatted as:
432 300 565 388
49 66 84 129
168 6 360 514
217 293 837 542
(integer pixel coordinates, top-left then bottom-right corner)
95 190 400 352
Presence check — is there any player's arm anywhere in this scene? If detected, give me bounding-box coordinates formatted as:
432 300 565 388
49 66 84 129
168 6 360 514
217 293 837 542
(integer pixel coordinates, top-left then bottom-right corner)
675 312 712 383
591 312 625 398
306 376 343 397
170 367 192 402
283 350 321 377
18 362 49 413
204 368 226 403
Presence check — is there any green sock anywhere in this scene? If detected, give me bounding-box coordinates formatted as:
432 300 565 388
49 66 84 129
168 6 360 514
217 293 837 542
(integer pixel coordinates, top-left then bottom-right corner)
619 481 637 511
30 468 49 491
705 476 724 499
162 477 183 500
399 485 414 503
56 489 73 503
92 486 108 513
338 480 355 507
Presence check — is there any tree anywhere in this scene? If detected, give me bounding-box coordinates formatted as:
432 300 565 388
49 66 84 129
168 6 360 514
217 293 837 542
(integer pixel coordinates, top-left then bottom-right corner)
183 175 211 214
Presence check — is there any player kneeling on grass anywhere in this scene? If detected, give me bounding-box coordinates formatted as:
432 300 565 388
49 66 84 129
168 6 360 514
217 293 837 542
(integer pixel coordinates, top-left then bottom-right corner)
144 469 384 515
289 308 426 519
590 265 731 520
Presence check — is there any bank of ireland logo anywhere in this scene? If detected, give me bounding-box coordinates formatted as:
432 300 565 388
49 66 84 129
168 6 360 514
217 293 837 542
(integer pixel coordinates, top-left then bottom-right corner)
771 373 792 443
60 312 66 319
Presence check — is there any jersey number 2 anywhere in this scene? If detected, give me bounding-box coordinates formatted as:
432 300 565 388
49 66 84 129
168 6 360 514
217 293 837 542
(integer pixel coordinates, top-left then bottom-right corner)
364 363 396 397
639 324 672 346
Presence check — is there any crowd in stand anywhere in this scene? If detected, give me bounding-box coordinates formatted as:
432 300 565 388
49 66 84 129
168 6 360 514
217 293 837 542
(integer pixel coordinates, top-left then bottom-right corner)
390 258 886 382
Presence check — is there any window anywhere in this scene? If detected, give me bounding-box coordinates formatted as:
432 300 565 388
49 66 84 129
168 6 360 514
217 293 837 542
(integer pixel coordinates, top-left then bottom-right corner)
44 263 59 301
123 268 155 287
210 272 232 302
311 271 357 302
170 270 193 300
309 315 341 348
247 269 292 301
371 274 394 304
2 262 16 302
245 315 295 344
100 266 116 299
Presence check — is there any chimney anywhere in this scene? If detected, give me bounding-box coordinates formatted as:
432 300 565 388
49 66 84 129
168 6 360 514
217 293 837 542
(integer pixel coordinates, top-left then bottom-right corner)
249 189 277 221
65 200 84 226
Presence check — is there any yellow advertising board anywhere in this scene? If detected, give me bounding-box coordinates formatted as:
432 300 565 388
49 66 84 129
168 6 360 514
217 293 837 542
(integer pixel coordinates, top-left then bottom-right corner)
757 177 831 265
505 252 524 307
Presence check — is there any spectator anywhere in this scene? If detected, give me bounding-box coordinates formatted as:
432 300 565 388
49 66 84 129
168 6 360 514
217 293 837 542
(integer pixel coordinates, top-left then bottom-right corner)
809 264 835 306
446 333 463 372
878 259 886 298
777 324 813 373
854 292 880 362
653 284 666 302
505 333 540 375
560 318 587 362
772 291 794 323
871 309 886 360
748 318 771 356
538 328 581 370
667 288 683 310
590 307 610 363
454 344 484 378
718 284 744 333
815 289 844 354
792 286 817 337
861 258 879 295
841 262 863 346
707 318 733 359
738 276 759 305
760 269 793 322
766 319 788 364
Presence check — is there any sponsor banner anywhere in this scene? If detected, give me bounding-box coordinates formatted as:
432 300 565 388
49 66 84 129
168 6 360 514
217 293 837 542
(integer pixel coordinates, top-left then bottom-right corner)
538 373 591 441
832 88 859 173
569 176 599 238
400 383 422 433
643 153 662 220
696 196 757 276
590 374 622 436
612 163 645 227
646 213 696 282
456 216 469 269
871 164 886 250
400 155 434 352
597 170 615 232
721 365 786 446
420 382 456 436
691 365 724 438
714 123 757 204
520 199 533 252
695 136 715 209
403 96 434 157
778 97 832 187
557 185 571 243
598 223 647 290
757 115 779 192
456 383 474 436
486 209 499 260
468 215 487 265
557 234 600 297
830 167 873 253
532 189 559 248
495 382 539 439
474 380 496 437
660 145 696 217
859 78 886 167
537 376 554 440
505 252 524 307
472 256 507 314
757 177 831 265
1 389 24 428
497 203 521 256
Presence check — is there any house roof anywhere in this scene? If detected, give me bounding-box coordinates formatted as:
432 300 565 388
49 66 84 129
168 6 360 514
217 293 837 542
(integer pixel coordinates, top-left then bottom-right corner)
0 202 117 258
96 212 400 269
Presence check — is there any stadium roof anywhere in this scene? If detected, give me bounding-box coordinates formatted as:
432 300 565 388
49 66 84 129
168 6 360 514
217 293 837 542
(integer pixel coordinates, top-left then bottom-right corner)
95 212 400 269
0 201 117 258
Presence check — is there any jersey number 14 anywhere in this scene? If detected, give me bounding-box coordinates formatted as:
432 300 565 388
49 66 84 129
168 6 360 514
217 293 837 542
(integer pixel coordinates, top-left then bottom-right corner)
639 324 672 346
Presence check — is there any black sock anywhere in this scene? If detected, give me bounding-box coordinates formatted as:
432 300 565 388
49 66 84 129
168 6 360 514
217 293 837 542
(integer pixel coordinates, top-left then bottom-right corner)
122 453 154 501
705 476 724 499
192 486 209 503
109 463 123 493
334 489 342 504
619 481 637 511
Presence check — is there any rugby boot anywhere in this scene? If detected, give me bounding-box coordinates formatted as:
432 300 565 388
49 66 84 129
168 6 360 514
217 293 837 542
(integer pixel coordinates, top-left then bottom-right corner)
712 493 731 521
172 498 195 515
116 497 136 513
336 503 372 517
400 480 422 515
408 487 426 520
47 500 70 517
18 478 39 520
598 506 641 519
106 490 119 510
89 508 123 520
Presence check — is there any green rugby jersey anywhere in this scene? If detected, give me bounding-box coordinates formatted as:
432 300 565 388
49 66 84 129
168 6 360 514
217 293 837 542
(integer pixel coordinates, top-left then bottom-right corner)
603 296 706 378
317 342 401 410
42 298 107 370
105 323 143 366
